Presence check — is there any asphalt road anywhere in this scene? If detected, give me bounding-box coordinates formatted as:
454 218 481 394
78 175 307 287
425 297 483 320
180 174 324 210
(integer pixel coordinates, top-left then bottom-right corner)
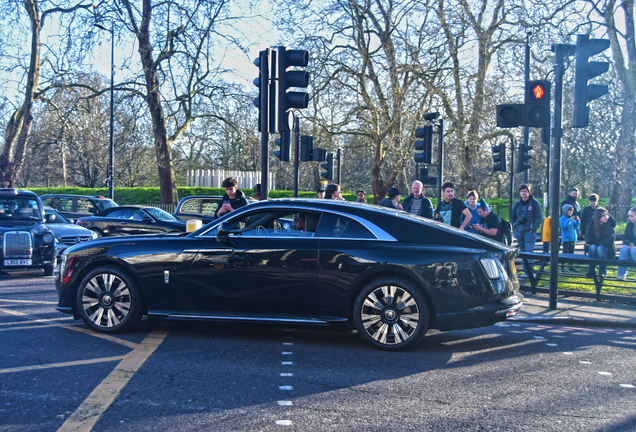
1 269 635 432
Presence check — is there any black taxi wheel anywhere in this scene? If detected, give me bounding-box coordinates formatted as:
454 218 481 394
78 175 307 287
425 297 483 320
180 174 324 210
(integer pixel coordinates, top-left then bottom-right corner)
75 266 143 333
353 277 429 351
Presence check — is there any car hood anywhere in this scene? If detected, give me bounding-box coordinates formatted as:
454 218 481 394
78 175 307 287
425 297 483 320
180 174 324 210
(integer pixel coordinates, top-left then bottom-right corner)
45 223 94 237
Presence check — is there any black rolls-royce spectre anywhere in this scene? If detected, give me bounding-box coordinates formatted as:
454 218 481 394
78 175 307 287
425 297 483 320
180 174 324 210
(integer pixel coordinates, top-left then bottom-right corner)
56 199 523 350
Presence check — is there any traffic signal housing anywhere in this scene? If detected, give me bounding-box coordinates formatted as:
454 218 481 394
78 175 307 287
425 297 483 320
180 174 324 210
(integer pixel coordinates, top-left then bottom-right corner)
517 143 533 172
492 142 506 172
496 104 524 128
300 135 313 161
275 47 309 132
573 35 610 128
414 125 433 164
419 167 437 186
274 131 291 162
320 153 333 181
524 80 551 128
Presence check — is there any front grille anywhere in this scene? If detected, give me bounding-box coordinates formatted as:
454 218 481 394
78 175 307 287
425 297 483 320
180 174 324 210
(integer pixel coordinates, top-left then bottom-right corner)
4 231 33 258
60 236 93 245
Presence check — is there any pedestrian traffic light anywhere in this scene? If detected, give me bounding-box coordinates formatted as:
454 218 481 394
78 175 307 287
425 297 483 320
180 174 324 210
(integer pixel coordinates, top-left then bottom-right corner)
414 125 433 164
274 131 291 162
300 135 313 161
492 142 506 172
517 143 533 172
275 46 309 132
320 153 333 180
496 104 523 128
419 167 437 186
524 80 551 128
573 35 610 128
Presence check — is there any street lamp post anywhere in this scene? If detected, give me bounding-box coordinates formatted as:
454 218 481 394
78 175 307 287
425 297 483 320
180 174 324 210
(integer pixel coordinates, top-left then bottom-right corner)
95 21 115 201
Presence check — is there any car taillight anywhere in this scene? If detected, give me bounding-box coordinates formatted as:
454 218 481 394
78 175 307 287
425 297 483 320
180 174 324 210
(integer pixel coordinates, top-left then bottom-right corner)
62 257 77 285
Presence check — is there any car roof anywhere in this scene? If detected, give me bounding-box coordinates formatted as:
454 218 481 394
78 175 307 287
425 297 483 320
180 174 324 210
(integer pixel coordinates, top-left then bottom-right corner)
0 188 39 199
39 194 113 200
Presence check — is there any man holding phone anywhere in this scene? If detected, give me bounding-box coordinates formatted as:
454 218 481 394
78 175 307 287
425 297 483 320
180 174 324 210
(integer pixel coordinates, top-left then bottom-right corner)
215 177 249 218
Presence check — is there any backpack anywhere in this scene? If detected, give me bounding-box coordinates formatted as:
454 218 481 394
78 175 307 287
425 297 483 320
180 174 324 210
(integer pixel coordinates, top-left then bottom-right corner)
499 218 513 245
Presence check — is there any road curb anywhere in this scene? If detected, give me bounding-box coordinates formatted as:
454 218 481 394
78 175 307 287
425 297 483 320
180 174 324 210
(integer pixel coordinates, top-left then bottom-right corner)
509 315 636 330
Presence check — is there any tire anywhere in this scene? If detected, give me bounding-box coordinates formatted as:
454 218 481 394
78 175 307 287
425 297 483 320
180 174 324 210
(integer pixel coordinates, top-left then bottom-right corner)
353 277 429 350
44 266 54 277
75 266 143 333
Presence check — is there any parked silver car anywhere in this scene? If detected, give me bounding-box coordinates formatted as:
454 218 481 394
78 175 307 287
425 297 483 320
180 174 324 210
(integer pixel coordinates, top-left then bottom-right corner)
43 206 99 256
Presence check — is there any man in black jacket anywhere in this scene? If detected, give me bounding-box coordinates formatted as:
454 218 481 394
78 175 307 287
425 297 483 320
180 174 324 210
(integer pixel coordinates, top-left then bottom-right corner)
580 193 598 243
215 177 249 218
402 180 433 218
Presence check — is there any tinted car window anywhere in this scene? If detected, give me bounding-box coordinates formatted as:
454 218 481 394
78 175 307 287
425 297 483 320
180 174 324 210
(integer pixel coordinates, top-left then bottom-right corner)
130 209 146 220
45 209 70 224
316 213 375 239
77 198 96 214
0 198 41 221
108 209 134 219
57 198 74 212
94 198 117 212
201 200 218 215
179 198 218 216
41 197 54 206
145 207 178 221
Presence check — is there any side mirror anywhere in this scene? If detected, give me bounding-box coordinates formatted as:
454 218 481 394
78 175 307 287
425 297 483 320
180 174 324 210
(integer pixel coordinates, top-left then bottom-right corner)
217 222 230 243
45 214 55 223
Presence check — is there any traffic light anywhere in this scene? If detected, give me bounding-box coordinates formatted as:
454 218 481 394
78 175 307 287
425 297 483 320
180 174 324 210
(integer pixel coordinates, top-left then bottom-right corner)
252 49 271 133
496 104 523 128
414 125 433 164
517 143 533 172
320 153 333 180
312 147 326 162
492 142 506 172
274 131 291 162
275 46 309 132
419 167 437 186
524 80 551 128
300 135 313 161
573 35 610 128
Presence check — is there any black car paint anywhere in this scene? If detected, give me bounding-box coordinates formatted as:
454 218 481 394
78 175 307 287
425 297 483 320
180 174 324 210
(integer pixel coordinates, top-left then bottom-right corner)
77 206 187 237
56 200 520 333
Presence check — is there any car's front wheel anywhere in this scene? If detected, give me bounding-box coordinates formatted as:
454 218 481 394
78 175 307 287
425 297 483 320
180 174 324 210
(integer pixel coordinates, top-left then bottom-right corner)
353 277 429 350
76 266 143 333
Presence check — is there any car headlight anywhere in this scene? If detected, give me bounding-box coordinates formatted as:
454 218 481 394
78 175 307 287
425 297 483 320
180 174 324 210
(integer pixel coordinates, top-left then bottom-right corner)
480 258 502 280
42 233 54 244
91 231 101 239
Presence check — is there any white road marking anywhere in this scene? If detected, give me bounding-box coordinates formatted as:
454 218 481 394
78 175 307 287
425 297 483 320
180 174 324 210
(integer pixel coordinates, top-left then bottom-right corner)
282 362 293 365
278 401 293 406
546 343 558 346
620 384 635 388
579 361 592 365
533 336 545 339
280 373 293 377
276 420 293 426
282 352 292 355
283 342 293 346
279 386 293 390
598 372 612 376
563 352 574 355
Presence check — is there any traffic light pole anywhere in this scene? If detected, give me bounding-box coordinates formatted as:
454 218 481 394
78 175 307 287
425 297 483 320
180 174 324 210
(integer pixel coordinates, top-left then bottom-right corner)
293 117 300 198
437 119 444 205
259 49 271 200
508 137 514 217
337 149 342 185
549 43 575 310
522 32 531 184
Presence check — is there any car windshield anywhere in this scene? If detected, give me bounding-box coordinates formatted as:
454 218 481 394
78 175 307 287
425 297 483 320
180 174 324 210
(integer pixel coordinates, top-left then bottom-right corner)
94 199 118 212
144 207 178 221
45 209 70 224
0 198 42 221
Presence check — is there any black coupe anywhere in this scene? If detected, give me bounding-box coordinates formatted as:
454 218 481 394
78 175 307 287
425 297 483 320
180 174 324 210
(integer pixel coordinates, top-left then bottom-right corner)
56 199 522 350
76 206 187 237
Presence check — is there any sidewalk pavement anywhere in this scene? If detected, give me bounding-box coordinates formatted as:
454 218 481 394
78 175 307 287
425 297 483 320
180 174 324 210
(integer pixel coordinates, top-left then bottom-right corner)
510 292 636 329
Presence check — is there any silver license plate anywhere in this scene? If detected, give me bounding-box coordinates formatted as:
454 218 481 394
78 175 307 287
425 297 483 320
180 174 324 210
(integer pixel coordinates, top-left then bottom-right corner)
4 259 33 266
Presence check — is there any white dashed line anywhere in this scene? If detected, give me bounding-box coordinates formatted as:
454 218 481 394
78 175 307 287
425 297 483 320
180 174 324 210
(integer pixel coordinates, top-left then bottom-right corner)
579 361 592 365
546 343 558 346
533 336 545 339
278 400 294 406
620 384 635 389
276 420 293 426
282 352 293 355
511 324 521 327
279 386 293 390
563 352 574 355
598 372 612 376
283 342 293 346
280 373 293 377
282 361 293 365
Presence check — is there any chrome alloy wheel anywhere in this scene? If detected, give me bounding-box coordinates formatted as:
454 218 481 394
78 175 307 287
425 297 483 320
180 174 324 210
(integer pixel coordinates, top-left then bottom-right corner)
360 285 420 345
81 273 132 329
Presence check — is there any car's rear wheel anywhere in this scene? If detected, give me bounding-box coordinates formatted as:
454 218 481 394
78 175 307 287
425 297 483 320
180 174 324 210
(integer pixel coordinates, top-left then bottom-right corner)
353 277 429 350
76 266 143 333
